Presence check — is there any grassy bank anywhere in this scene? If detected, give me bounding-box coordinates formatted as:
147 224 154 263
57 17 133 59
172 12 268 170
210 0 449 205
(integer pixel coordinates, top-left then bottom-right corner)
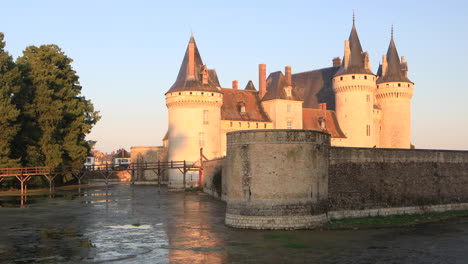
324 210 468 229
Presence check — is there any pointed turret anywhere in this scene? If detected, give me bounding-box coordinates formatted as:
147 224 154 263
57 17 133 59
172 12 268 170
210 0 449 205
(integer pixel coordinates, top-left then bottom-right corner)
332 16 377 148
377 30 412 84
335 20 373 76
375 27 414 149
244 80 256 91
166 34 220 94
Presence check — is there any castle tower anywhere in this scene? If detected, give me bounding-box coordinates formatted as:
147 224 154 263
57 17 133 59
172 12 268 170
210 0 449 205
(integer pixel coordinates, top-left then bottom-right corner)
376 29 414 148
165 34 223 189
332 19 377 147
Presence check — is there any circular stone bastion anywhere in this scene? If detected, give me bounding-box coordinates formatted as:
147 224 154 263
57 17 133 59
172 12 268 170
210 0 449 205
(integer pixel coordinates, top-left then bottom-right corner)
224 129 330 229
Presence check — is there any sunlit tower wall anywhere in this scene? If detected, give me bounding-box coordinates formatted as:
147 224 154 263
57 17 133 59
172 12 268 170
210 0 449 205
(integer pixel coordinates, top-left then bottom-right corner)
165 34 223 190
332 22 377 147
376 32 414 148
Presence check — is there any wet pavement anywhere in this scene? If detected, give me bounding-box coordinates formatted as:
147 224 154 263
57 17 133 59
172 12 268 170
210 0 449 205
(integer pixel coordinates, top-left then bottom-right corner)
1 183 468 263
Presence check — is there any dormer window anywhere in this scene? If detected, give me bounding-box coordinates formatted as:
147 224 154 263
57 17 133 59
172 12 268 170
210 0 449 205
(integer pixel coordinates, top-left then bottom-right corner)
285 86 292 98
319 117 326 131
200 65 209 84
238 101 246 115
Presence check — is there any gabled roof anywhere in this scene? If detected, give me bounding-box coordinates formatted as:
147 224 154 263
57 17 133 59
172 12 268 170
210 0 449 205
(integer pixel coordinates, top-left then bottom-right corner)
221 88 271 122
166 35 221 94
113 149 130 158
377 36 412 84
302 108 346 138
335 23 374 76
244 80 256 91
292 66 339 110
262 71 302 101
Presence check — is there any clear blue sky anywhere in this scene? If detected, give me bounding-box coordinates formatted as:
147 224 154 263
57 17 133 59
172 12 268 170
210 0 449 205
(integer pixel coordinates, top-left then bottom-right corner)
2 0 467 152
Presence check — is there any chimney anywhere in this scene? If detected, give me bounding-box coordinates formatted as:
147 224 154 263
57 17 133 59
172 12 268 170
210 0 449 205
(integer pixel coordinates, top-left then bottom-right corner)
259 64 266 98
382 55 387 76
188 42 195 78
344 40 350 69
333 57 342 67
232 80 238 90
285 66 292 85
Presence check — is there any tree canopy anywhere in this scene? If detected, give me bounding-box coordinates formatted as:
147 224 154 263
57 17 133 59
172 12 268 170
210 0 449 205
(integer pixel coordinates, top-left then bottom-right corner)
0 33 100 170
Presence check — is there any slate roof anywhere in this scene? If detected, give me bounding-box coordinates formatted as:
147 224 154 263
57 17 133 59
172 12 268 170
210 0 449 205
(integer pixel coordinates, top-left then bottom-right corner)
262 71 302 101
376 37 412 84
291 67 339 110
221 88 271 122
302 108 346 138
244 80 256 91
166 35 221 94
335 23 374 76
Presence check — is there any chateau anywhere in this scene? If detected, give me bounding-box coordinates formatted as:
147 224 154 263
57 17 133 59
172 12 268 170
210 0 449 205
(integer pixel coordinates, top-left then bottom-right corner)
164 21 414 189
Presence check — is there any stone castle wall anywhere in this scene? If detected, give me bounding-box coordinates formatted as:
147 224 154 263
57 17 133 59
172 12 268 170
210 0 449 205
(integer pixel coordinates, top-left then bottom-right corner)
328 147 468 210
211 129 468 230
223 130 330 229
202 157 225 199
130 146 168 182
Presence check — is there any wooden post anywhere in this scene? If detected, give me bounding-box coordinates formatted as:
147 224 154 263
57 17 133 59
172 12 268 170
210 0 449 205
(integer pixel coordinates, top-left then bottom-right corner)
199 148 204 188
183 160 186 190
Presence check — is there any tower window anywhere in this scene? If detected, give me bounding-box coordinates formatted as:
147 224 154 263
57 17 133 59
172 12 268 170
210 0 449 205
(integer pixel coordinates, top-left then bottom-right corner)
256 123 259 128
340 77 343 81
386 84 389 87
239 122 242 127
366 95 370 102
352 75 355 80
199 132 205 146
264 124 267 128
287 120 292 129
364 76 367 80
398 83 401 87
203 110 209 124
366 125 371 136
179 92 181 95
190 92 192 95
230 121 233 127
287 104 291 113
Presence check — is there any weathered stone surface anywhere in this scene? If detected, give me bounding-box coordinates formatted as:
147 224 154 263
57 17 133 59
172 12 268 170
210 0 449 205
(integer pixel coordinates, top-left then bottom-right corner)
224 130 330 229
328 147 468 210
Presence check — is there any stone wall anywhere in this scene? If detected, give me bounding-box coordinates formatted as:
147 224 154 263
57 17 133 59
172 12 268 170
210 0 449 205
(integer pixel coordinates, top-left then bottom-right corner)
224 130 330 229
328 147 468 210
130 146 168 182
212 129 468 230
202 157 225 199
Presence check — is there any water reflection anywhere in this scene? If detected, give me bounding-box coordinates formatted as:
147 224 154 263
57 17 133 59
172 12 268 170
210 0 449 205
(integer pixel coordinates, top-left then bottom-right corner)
164 193 227 263
2 184 468 263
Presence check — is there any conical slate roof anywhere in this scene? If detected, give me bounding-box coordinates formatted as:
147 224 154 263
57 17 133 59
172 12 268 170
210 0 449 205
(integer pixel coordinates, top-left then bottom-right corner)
244 80 256 91
377 35 412 84
166 35 221 94
335 23 374 76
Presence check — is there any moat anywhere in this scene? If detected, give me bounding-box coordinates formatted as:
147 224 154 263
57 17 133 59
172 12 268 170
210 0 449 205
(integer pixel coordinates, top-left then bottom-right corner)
1 183 468 263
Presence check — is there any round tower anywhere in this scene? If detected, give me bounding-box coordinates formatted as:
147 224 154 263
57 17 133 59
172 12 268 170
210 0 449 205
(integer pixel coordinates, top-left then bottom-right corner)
332 21 377 147
165 35 223 189
376 31 414 148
